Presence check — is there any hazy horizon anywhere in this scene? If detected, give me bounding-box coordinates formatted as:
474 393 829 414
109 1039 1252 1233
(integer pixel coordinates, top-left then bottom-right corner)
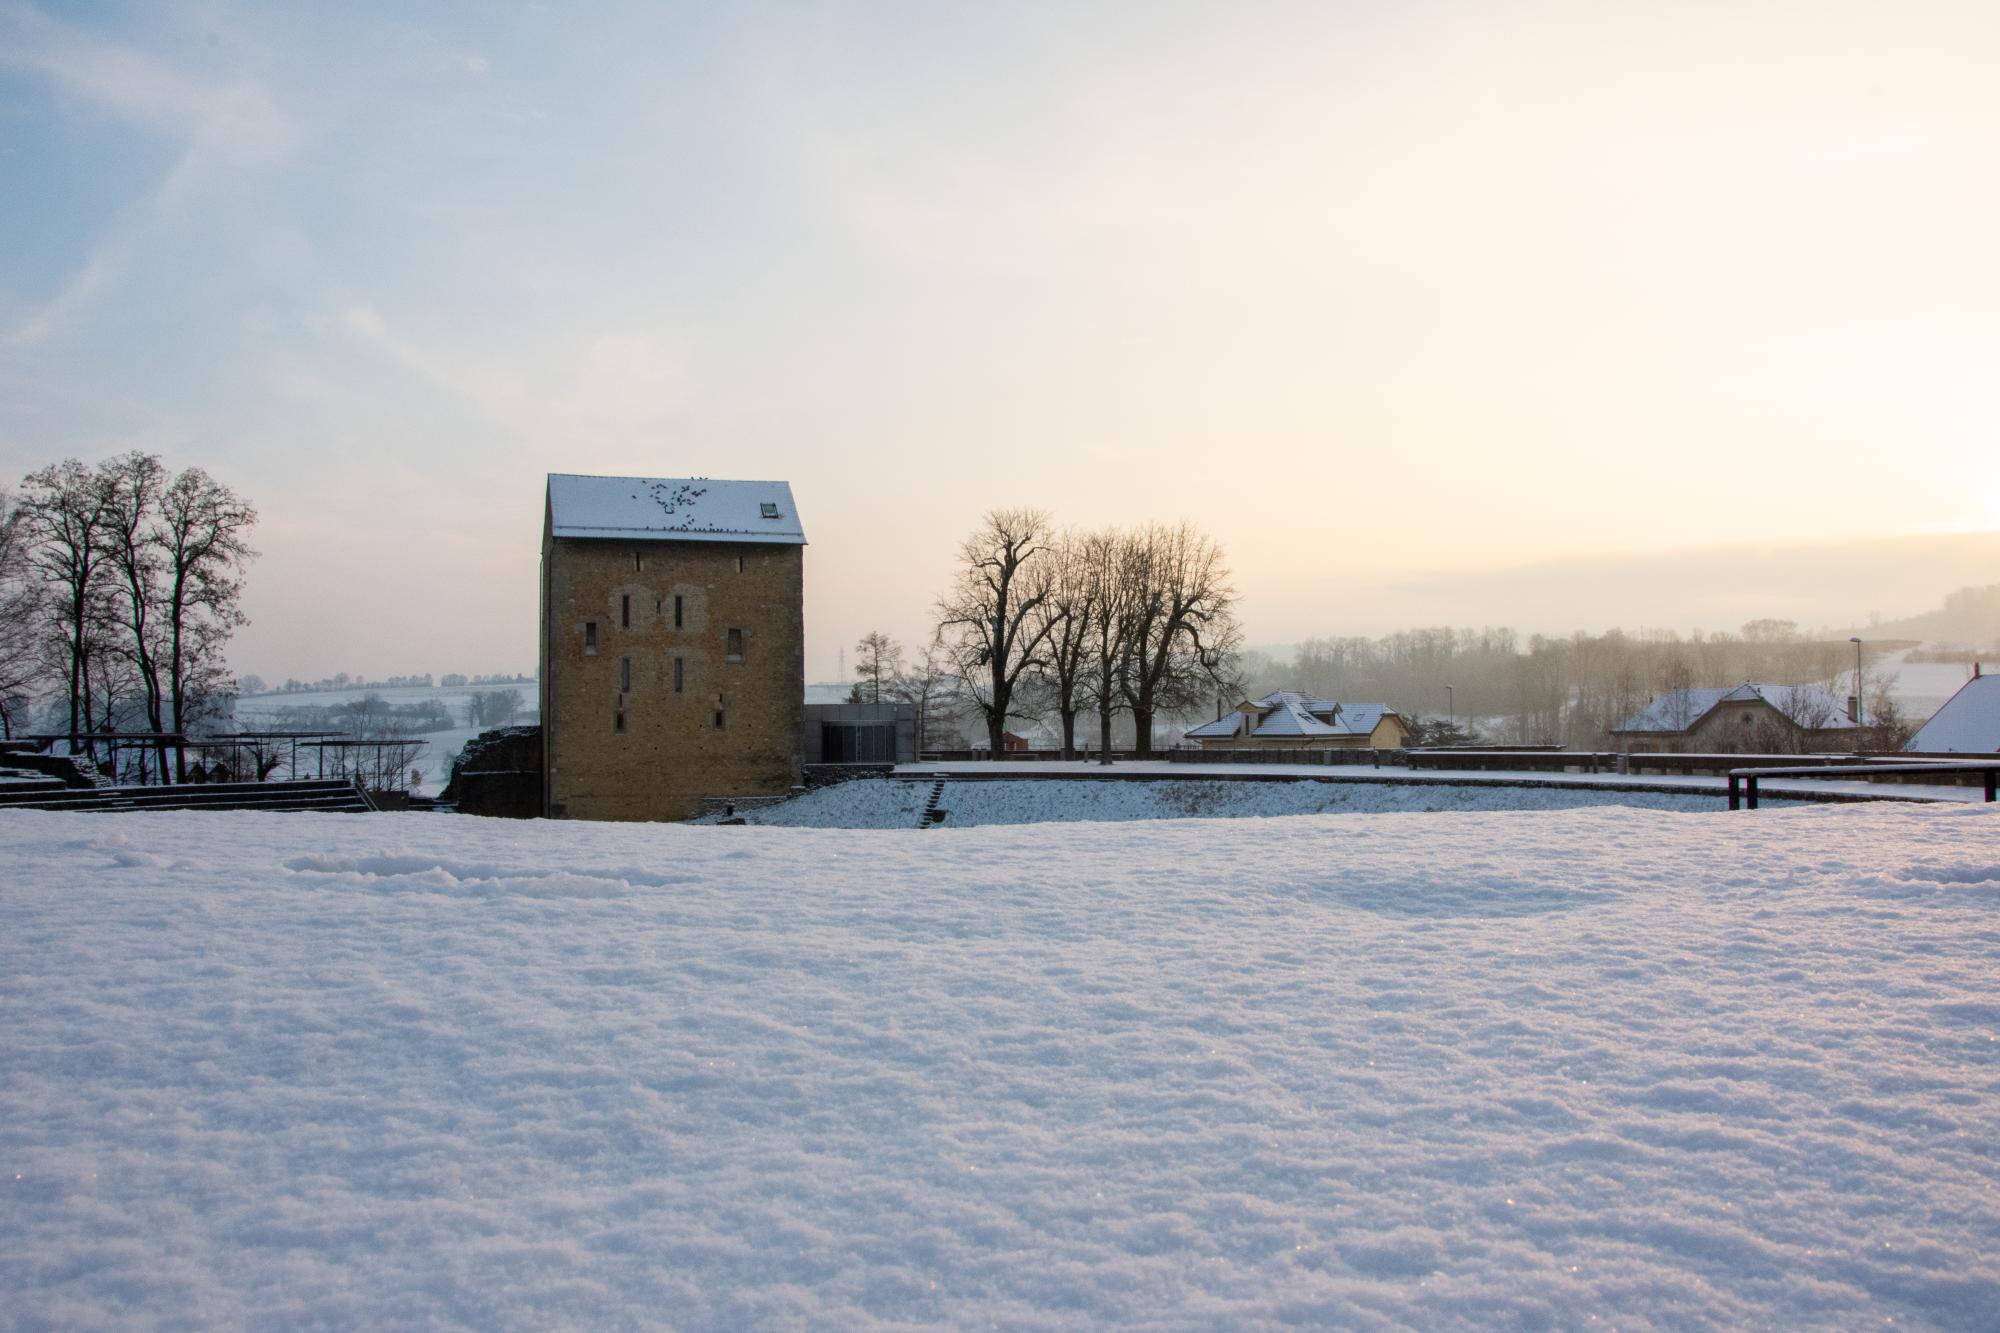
4 2 1995 683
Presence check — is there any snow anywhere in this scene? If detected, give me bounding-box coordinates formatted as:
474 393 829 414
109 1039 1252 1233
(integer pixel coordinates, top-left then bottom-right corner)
1908 674 2000 753
722 776 1805 829
546 473 806 544
1881 648 1980 724
7 804 2000 1327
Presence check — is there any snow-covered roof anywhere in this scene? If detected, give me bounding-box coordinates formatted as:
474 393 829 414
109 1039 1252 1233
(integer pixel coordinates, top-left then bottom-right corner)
1337 704 1399 736
546 474 806 544
1615 683 1859 734
1186 691 1386 741
1908 673 2000 752
1251 692 1345 737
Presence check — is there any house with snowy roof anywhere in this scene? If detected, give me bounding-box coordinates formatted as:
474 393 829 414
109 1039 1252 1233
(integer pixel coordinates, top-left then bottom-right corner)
1183 692 1413 751
1907 669 2000 753
1609 682 1860 754
540 474 805 821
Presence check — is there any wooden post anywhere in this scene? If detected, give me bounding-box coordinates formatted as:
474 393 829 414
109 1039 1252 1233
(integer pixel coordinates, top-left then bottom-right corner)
1728 774 1740 811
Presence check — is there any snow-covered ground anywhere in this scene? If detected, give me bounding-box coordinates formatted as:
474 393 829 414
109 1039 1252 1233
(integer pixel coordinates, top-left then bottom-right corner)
6 805 2000 1327
717 775 1814 829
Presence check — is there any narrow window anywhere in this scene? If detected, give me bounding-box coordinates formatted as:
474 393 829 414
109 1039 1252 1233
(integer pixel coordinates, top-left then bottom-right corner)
621 594 630 628
736 554 745 573
614 710 626 733
634 551 642 572
673 595 683 629
584 622 598 654
673 657 684 693
714 708 726 730
620 656 631 692
726 627 744 661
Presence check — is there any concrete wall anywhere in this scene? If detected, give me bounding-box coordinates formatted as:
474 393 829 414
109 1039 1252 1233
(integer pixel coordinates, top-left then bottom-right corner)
802 702 917 764
542 534 803 820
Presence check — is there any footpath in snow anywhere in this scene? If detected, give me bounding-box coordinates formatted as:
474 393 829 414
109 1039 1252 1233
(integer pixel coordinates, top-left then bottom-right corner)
4 804 2000 1328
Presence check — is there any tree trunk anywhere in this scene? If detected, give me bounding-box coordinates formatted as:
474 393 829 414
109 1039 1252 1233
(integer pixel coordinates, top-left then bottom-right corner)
1059 709 1077 760
1132 705 1154 757
1098 706 1114 765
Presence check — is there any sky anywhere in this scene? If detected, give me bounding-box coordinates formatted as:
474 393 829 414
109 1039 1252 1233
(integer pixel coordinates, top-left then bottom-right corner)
1 1 1996 683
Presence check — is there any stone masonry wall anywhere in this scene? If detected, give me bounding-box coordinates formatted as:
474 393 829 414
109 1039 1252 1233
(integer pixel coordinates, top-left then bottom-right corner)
543 537 804 821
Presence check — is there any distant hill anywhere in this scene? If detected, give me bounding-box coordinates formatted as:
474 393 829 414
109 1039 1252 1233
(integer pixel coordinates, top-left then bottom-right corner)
1848 585 2000 646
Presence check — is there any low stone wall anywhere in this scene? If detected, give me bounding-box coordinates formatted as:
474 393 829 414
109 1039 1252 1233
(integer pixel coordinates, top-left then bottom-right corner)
441 726 542 819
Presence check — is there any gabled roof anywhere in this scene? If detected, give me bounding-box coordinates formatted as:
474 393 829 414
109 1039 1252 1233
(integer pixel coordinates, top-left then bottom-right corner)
1614 683 1859 734
546 474 806 544
1184 692 1404 741
1908 673 2000 752
1252 693 1349 738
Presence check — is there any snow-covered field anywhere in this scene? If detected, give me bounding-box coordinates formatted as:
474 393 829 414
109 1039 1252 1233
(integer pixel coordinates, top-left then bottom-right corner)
5 804 2000 1327
1882 650 1981 729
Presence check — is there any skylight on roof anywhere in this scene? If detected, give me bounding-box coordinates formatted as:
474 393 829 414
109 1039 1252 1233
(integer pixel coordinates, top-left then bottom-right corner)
760 502 781 518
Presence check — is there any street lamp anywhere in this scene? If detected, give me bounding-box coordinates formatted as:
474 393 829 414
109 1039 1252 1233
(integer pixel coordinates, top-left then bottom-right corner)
1848 637 1863 724
1445 684 1455 737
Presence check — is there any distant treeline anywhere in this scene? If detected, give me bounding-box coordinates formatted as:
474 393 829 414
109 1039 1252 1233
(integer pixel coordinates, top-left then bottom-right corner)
251 695 458 737
249 687 526 737
239 670 533 696
1233 621 1890 748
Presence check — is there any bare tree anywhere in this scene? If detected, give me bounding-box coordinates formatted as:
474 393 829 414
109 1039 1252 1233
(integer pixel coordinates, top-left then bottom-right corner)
1655 655 1698 751
1118 521 1242 757
156 467 257 771
1027 532 1098 759
935 508 1057 754
0 491 45 737
99 452 174 779
852 630 903 705
891 640 956 757
17 460 115 759
1081 528 1137 764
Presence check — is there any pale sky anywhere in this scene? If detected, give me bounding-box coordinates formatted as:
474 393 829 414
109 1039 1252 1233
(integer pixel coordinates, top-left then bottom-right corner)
2 1 1996 682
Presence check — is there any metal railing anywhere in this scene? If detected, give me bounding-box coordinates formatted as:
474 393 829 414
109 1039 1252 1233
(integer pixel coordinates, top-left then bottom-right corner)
1727 761 2000 810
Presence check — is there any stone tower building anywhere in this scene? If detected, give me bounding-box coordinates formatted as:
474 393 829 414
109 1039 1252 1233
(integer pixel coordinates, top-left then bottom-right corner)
540 474 806 821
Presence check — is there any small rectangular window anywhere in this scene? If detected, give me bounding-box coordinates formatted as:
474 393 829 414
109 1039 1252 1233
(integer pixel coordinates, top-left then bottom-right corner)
760 502 779 519
673 595 683 629
614 711 626 733
714 708 726 729
736 554 745 573
621 594 630 628
584 622 598 654
620 656 631 692
674 657 684 693
634 551 642 572
726 627 744 661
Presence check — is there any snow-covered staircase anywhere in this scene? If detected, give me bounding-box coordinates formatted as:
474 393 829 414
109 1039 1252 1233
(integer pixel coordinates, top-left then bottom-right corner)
919 779 948 827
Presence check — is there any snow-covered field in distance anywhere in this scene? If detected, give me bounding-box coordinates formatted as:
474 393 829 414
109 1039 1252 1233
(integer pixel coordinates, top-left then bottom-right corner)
1881 649 1982 724
5 804 2000 1328
231 682 538 794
